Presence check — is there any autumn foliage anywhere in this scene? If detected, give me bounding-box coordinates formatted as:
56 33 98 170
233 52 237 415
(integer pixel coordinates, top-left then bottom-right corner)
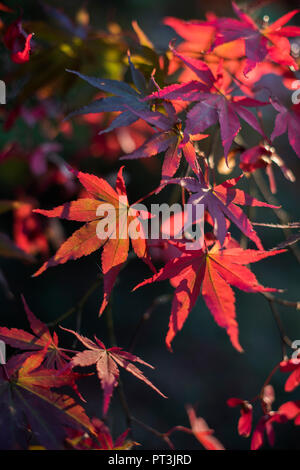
0 1 300 451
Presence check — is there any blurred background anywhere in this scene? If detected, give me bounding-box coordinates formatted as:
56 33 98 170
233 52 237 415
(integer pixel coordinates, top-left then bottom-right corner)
0 0 300 450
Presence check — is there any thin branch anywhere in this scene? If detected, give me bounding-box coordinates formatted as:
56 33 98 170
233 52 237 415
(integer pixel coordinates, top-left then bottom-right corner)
253 222 300 229
265 296 292 360
116 384 133 432
131 416 175 449
240 176 257 249
260 362 280 398
128 294 171 353
261 292 300 310
105 299 133 431
105 301 117 347
47 277 102 327
252 170 300 264
105 297 176 448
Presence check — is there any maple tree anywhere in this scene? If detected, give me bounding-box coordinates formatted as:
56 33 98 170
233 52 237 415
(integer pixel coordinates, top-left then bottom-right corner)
0 0 299 451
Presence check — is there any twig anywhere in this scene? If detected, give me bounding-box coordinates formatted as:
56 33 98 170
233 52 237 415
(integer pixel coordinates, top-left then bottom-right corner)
105 301 118 347
265 296 292 360
240 176 257 249
72 308 83 349
105 296 176 448
105 300 133 431
47 277 102 327
261 292 300 310
128 294 171 353
260 362 280 397
252 170 300 264
252 222 300 229
131 416 175 449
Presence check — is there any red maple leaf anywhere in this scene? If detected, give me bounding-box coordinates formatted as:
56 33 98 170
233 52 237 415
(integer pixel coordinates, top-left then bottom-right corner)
163 173 278 249
239 144 294 194
279 401 300 426
0 3 13 13
0 296 69 368
163 16 215 55
280 357 300 392
227 397 253 437
61 327 166 415
134 236 284 351
120 102 208 179
3 18 33 64
213 3 300 74
33 167 154 315
13 200 49 257
186 405 225 450
271 100 300 159
66 418 135 450
0 348 95 449
228 385 287 450
250 412 286 450
145 47 266 160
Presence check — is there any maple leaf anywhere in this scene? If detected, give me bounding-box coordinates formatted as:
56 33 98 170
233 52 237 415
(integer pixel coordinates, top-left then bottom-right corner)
163 17 215 54
134 236 284 351
279 401 300 426
228 385 287 449
33 167 153 315
0 349 95 449
61 327 166 415
120 102 208 179
163 173 278 249
0 232 34 263
144 47 214 102
213 3 300 74
227 397 253 437
239 144 295 194
186 405 225 450
13 200 49 257
0 296 69 368
164 12 251 61
250 413 286 450
0 2 13 13
271 100 300 159
66 53 149 135
3 18 33 64
145 47 266 160
186 93 266 162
